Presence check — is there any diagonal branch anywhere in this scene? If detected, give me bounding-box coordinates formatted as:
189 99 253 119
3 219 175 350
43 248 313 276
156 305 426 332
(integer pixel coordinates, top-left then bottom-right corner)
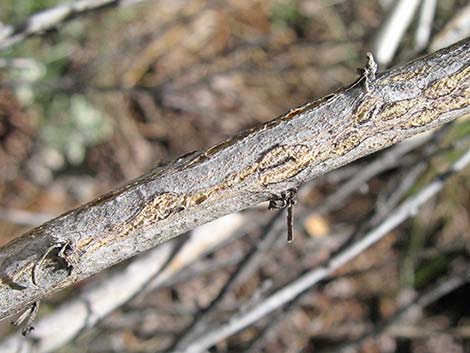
334 268 470 353
0 0 149 50
0 38 469 321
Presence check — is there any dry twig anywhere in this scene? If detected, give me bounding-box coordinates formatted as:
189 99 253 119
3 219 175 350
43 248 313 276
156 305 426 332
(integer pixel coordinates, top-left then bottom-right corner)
0 0 149 50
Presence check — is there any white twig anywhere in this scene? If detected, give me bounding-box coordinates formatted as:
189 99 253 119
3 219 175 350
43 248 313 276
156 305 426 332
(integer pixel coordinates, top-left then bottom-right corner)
0 0 150 50
373 0 422 67
0 208 54 227
140 213 245 293
179 149 470 353
334 269 470 352
371 162 427 226
414 0 437 52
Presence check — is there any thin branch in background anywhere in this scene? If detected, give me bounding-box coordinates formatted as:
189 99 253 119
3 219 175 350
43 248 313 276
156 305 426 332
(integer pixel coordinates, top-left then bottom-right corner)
320 164 363 185
168 211 285 352
414 0 437 53
160 252 244 288
335 268 470 353
178 149 470 353
370 162 427 227
0 0 150 50
358 123 457 228
243 307 289 353
372 0 421 67
138 214 246 296
0 208 55 227
429 3 470 52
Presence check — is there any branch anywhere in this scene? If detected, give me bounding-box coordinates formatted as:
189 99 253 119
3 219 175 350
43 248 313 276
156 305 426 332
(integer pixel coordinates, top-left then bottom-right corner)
179 148 470 353
0 0 148 50
0 38 469 321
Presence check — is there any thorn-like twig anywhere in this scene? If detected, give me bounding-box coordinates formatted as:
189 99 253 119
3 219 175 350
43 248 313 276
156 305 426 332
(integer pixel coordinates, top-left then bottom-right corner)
356 52 378 93
269 188 297 242
12 301 40 336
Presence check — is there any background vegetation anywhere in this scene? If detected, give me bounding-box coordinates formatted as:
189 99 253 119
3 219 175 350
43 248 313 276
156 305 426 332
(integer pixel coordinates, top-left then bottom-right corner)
0 0 469 352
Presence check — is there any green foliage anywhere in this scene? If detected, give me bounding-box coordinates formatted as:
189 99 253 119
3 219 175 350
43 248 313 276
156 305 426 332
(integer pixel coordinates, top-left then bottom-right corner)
40 94 112 166
0 0 116 170
0 0 66 25
414 255 450 289
450 118 470 140
6 44 70 107
271 0 305 28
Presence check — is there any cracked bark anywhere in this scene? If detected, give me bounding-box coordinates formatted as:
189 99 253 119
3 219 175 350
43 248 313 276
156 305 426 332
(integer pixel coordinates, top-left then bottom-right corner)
0 37 469 321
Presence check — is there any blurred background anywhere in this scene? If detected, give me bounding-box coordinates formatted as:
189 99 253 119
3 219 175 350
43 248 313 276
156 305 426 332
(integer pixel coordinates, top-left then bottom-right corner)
0 0 469 352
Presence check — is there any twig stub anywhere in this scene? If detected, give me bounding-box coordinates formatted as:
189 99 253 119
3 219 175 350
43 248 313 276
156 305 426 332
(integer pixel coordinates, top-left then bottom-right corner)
269 188 298 242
